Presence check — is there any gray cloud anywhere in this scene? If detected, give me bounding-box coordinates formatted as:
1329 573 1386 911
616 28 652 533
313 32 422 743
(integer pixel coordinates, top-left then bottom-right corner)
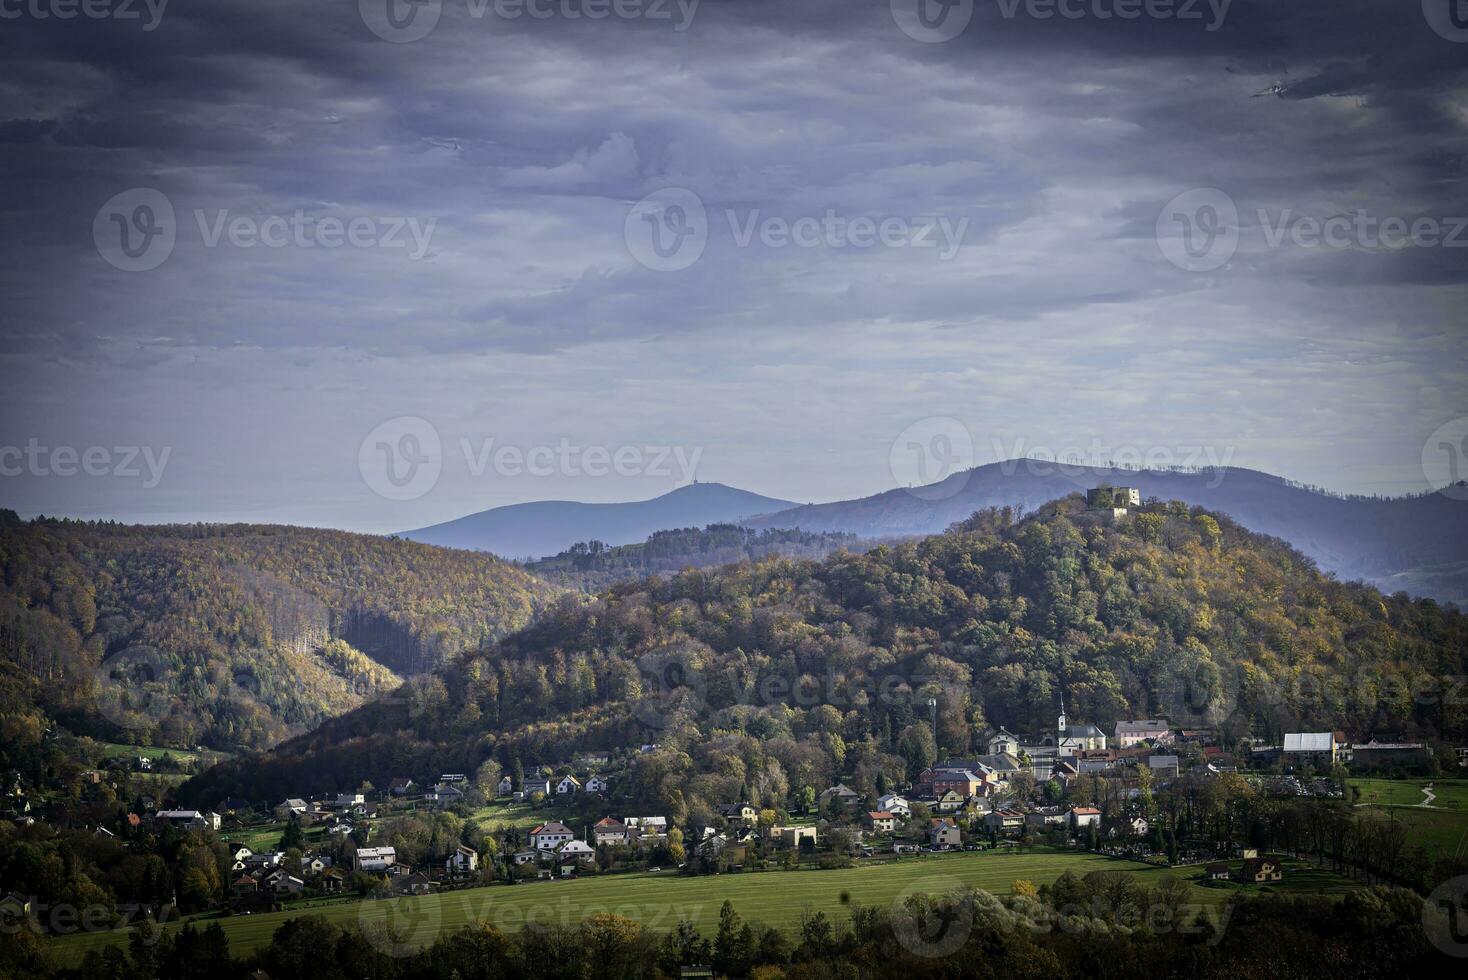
0 0 1464 525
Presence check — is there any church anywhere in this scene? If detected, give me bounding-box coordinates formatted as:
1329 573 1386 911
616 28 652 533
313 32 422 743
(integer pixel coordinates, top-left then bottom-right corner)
993 692 1107 780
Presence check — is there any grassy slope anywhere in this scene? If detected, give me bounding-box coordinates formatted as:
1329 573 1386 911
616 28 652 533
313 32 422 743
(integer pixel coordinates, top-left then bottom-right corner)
48 848 1355 967
1349 777 1468 860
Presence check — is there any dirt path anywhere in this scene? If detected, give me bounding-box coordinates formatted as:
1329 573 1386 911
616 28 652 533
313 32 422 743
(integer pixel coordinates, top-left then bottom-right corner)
1420 784 1437 807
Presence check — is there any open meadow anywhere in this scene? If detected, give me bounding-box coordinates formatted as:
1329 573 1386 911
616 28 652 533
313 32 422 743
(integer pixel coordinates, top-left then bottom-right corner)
46 848 1356 967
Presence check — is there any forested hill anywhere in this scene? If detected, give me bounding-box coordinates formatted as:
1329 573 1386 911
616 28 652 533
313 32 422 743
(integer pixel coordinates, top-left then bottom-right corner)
0 517 556 757
182 497 1468 815
524 523 866 591
746 463 1468 607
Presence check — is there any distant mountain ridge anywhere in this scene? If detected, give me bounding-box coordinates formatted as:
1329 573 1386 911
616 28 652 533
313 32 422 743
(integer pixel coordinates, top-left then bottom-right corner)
746 461 1468 605
399 482 794 559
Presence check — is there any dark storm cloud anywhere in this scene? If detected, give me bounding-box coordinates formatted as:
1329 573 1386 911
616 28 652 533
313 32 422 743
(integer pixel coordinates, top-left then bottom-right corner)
0 0 1464 525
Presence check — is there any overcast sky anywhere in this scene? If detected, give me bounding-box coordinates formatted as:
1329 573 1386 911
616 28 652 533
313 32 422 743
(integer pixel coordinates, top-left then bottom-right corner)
2 0 1465 531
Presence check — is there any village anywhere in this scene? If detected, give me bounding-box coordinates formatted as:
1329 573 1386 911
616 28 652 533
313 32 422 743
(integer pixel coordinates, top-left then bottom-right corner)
8 680 1455 935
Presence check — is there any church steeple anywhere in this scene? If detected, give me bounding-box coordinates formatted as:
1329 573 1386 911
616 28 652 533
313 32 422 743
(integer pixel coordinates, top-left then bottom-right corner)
1057 688 1067 734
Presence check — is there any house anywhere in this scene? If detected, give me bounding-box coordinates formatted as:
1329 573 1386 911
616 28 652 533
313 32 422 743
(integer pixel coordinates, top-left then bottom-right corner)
496 775 514 796
985 808 1025 834
302 856 331 876
1239 857 1283 883
155 809 220 832
771 825 819 849
1350 739 1431 771
1024 807 1067 830
395 873 433 896
1 892 34 921
928 818 961 849
592 817 628 846
271 875 305 896
336 792 365 807
876 794 910 817
931 770 984 798
1114 719 1173 748
1126 816 1150 836
817 784 861 810
555 775 582 795
447 844 479 875
428 783 465 806
935 789 966 812
231 846 254 863
274 799 308 820
556 840 596 864
530 822 576 850
864 811 897 834
354 846 397 872
388 778 416 796
1146 755 1180 779
510 850 539 866
1205 863 1232 880
1282 732 1345 766
625 816 668 839
230 875 259 896
986 727 1021 756
585 774 609 794
1070 806 1102 830
719 803 757 825
320 868 345 893
892 842 922 855
523 778 552 797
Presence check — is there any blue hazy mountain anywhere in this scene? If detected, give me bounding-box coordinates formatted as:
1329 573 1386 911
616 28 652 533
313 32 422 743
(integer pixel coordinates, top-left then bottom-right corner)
745 461 1468 606
398 482 795 560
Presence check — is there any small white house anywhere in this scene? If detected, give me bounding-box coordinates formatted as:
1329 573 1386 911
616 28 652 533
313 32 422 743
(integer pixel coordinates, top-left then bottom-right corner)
584 774 608 794
555 775 581 795
354 846 397 872
446 844 479 875
530 822 575 850
876 794 911 817
556 840 595 863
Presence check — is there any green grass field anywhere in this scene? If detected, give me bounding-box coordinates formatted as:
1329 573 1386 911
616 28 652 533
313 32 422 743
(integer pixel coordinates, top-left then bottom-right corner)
1349 777 1468 859
1350 777 1468 809
47 848 1352 967
463 800 558 831
95 742 232 765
